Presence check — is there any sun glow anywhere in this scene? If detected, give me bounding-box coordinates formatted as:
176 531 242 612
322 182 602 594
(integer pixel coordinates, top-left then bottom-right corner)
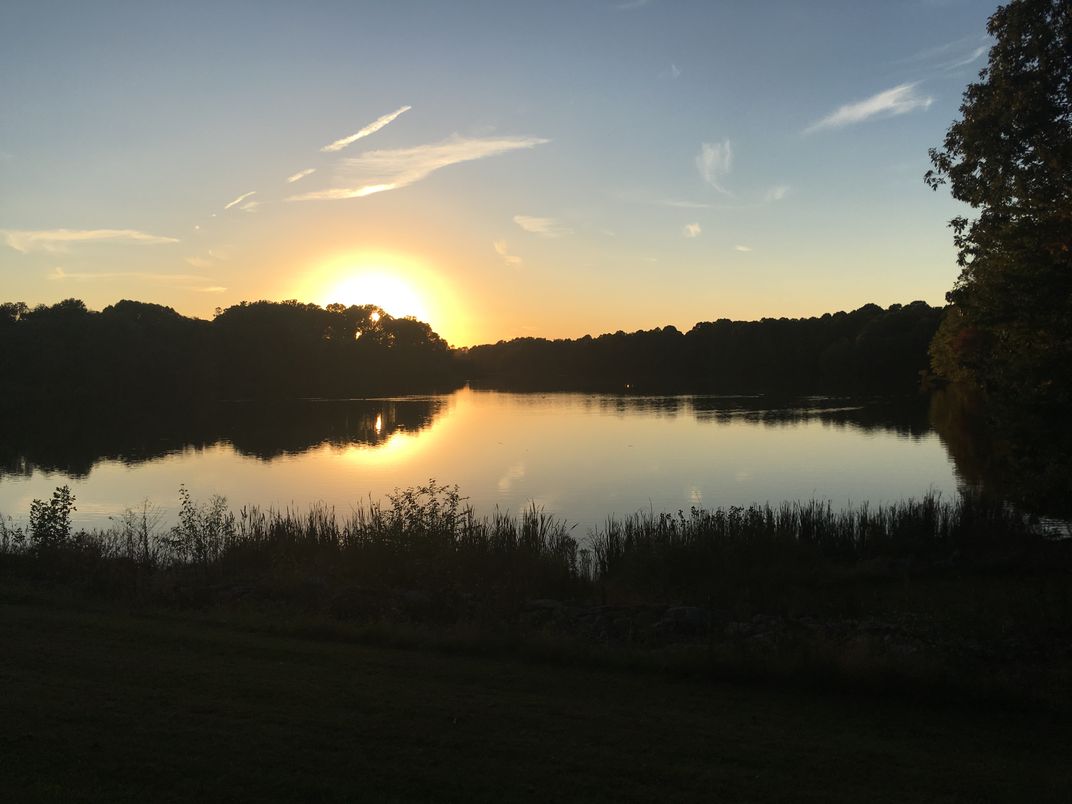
329 272 430 321
302 251 464 344
337 429 423 467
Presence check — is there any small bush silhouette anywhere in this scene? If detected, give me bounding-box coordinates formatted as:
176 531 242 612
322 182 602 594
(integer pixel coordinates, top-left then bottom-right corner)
28 485 75 549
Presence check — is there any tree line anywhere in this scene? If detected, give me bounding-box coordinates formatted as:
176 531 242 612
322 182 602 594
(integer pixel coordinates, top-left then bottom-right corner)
0 298 460 407
461 302 942 394
0 297 943 407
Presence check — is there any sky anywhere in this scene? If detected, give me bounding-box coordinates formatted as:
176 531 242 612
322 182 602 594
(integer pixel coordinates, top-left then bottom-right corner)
0 0 999 346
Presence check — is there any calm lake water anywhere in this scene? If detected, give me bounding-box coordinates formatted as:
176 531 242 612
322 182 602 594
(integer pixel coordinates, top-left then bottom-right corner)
0 389 964 534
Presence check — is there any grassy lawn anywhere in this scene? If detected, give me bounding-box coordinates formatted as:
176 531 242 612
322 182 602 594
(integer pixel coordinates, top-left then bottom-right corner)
0 598 1068 803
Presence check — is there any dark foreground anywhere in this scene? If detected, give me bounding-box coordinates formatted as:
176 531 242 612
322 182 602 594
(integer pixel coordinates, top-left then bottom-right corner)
1 596 1068 803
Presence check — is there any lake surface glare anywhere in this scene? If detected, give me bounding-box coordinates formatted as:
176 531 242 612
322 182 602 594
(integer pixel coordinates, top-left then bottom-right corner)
0 389 962 534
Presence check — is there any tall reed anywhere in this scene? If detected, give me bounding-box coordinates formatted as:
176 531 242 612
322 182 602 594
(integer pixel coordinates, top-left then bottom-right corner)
1 484 1058 617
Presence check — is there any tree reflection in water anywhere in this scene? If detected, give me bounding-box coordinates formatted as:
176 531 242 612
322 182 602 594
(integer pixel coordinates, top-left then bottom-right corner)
0 398 445 479
929 384 1072 521
3 389 1065 524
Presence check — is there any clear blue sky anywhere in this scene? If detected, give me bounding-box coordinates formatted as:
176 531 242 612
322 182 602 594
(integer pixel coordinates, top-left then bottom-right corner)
0 0 998 345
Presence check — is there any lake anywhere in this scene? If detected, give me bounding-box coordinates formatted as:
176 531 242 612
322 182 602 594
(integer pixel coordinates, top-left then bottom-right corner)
0 389 965 535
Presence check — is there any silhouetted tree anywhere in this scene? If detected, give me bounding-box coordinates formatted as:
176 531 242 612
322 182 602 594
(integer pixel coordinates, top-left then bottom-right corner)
0 301 29 327
0 297 462 408
925 0 1071 509
463 303 942 394
925 0 1071 412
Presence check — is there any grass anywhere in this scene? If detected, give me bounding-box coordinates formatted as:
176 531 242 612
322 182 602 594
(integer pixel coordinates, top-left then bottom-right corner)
3 484 1070 800
2 482 1070 707
2 595 1070 803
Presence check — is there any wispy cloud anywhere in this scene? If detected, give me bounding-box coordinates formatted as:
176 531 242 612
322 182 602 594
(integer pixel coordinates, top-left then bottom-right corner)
696 140 733 194
494 240 521 266
2 228 179 254
49 268 225 293
656 198 711 209
899 35 990 73
734 244 753 252
186 248 227 269
224 191 256 210
321 105 412 153
765 185 790 202
513 215 571 238
805 83 934 133
290 184 397 201
49 267 205 283
239 200 261 213
683 223 702 238
290 135 549 202
944 45 987 71
286 168 316 183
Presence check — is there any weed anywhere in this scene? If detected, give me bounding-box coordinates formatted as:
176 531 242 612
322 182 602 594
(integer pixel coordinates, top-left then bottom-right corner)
164 485 235 566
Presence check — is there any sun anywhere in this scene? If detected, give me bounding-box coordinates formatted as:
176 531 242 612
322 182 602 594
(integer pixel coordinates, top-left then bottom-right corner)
328 271 430 321
300 250 466 344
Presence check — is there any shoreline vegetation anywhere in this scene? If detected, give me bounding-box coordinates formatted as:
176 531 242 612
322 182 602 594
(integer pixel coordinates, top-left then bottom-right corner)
3 482 1069 709
0 297 942 405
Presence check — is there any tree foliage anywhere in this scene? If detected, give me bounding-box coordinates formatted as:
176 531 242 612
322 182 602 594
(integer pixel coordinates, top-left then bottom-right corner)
925 0 1072 511
464 302 942 394
925 0 1071 411
28 485 76 549
0 298 460 406
1 297 942 407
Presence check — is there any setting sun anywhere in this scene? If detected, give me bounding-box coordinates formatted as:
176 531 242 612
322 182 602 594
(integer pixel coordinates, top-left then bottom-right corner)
329 271 428 321
298 250 466 344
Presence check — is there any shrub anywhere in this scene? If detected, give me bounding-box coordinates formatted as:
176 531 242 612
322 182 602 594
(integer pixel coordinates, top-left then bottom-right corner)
28 485 75 549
